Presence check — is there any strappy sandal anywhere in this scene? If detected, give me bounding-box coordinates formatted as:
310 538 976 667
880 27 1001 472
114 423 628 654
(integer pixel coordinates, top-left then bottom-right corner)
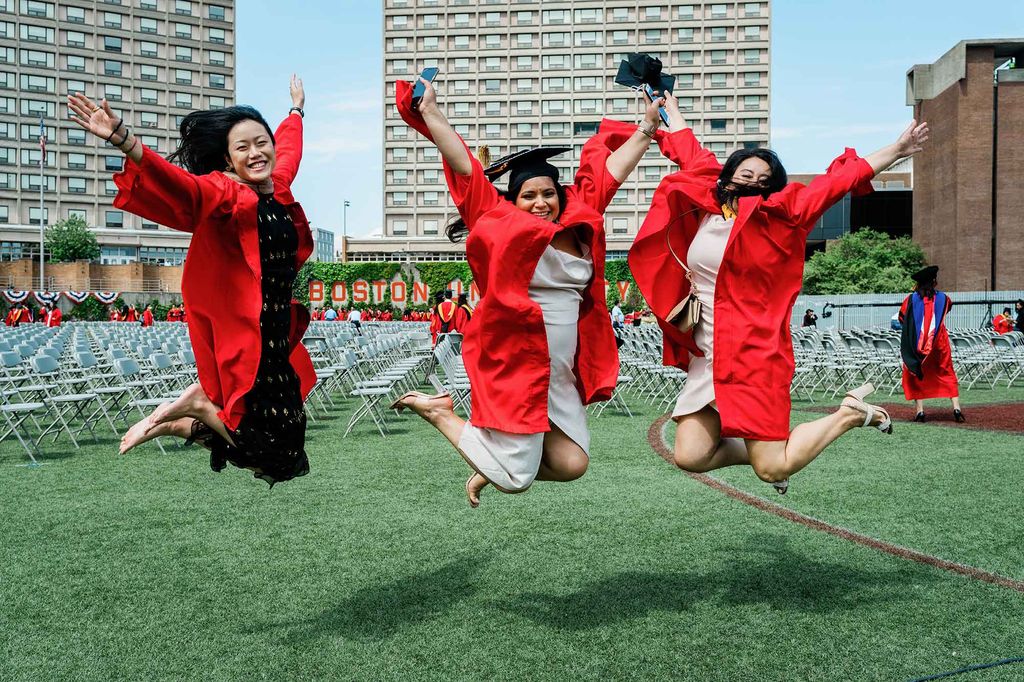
389 390 451 413
841 383 893 434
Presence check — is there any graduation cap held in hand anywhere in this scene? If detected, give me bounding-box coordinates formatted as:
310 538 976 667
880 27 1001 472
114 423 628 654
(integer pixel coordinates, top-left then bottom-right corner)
615 53 676 94
483 147 572 194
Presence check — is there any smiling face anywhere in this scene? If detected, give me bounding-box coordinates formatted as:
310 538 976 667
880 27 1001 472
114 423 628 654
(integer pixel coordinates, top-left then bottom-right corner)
225 119 276 183
728 156 772 191
514 176 560 222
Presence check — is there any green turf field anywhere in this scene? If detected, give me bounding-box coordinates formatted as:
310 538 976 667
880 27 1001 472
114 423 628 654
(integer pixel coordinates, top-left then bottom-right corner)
2 387 1023 681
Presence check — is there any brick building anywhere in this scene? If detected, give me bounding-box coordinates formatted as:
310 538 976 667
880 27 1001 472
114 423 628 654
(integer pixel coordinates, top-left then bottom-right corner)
907 39 1024 291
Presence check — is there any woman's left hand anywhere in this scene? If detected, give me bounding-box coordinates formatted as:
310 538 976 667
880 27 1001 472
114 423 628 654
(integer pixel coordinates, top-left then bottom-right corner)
643 90 666 128
895 120 929 157
290 74 305 109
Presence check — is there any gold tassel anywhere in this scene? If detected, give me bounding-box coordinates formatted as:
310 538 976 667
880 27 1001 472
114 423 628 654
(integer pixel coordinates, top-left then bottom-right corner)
476 145 491 167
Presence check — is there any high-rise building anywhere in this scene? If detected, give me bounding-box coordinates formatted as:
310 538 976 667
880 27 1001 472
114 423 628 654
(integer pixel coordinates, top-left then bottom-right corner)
0 0 235 274
907 39 1024 291
354 0 771 262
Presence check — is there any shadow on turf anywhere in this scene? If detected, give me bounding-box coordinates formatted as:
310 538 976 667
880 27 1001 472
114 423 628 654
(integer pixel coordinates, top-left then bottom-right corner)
500 535 937 630
251 556 489 643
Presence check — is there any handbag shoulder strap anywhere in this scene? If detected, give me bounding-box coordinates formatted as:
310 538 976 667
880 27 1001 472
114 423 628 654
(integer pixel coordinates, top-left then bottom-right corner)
666 209 703 284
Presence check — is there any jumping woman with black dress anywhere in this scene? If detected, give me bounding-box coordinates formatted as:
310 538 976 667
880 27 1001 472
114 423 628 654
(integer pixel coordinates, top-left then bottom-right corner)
69 77 317 486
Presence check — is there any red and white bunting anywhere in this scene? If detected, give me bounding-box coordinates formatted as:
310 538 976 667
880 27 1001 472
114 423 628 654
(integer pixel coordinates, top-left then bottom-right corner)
64 291 91 304
33 291 62 305
92 291 120 305
2 289 29 304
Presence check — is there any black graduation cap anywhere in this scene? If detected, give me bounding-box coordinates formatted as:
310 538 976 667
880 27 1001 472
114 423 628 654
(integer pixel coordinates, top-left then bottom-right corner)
615 53 676 94
484 147 571 194
911 265 938 285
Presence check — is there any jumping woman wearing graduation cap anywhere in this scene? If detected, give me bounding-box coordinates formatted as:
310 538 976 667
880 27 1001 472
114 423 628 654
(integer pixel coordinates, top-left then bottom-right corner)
391 72 682 506
898 266 964 422
631 111 931 494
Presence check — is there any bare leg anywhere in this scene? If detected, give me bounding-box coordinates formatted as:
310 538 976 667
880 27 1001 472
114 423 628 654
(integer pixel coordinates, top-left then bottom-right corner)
120 416 194 455
915 399 925 414
951 396 962 410
744 407 871 483
672 406 750 473
146 382 236 447
536 423 589 482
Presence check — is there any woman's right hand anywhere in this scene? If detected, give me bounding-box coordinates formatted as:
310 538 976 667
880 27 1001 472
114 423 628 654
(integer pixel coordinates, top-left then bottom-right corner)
416 77 439 116
68 93 122 141
663 91 686 133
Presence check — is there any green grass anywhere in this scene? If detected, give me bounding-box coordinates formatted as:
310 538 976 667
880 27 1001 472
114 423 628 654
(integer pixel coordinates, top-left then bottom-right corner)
2 387 1023 681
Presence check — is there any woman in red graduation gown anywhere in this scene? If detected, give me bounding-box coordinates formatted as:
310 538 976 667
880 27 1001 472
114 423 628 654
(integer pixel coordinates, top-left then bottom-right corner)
899 266 964 422
68 76 316 486
454 293 473 330
391 76 677 506
631 116 930 494
140 304 154 328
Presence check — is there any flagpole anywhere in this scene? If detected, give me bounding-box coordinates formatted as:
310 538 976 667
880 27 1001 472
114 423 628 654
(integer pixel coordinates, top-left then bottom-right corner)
38 116 45 292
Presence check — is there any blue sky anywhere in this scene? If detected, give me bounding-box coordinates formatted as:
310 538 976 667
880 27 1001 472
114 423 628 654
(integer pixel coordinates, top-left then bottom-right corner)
237 1 1022 239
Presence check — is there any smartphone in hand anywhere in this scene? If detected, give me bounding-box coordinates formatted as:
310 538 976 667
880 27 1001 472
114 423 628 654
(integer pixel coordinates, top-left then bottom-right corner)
412 67 440 111
642 84 671 126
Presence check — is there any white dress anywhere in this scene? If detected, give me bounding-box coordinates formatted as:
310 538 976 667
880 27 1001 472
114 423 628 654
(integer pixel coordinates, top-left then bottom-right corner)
458 244 593 491
672 213 735 418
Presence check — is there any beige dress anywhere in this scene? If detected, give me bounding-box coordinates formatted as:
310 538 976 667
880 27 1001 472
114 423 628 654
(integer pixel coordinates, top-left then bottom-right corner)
672 213 735 417
458 244 593 491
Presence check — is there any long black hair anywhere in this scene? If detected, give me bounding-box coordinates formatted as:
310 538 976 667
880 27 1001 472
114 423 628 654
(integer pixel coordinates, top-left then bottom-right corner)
716 148 788 205
167 105 275 176
445 182 568 243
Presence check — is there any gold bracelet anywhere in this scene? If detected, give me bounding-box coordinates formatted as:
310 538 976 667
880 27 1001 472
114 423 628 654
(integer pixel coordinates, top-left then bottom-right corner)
638 121 657 139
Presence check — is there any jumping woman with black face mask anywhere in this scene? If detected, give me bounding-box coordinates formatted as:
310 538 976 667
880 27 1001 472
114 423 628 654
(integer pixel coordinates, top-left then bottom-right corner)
630 113 929 494
68 77 318 487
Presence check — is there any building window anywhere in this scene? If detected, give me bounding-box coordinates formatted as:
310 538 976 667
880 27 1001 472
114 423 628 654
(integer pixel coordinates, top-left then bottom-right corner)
104 59 123 76
208 5 226 21
65 6 85 22
139 41 158 58
744 26 761 41
174 0 193 16
391 220 408 236
209 73 225 89
710 27 727 42
64 30 85 47
66 152 86 169
175 46 193 62
103 36 122 52
209 27 226 43
67 177 87 194
105 210 124 228
422 220 438 235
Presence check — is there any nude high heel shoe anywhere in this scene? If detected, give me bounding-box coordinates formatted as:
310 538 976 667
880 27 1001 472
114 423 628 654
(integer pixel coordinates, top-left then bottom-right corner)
389 390 451 413
841 383 893 434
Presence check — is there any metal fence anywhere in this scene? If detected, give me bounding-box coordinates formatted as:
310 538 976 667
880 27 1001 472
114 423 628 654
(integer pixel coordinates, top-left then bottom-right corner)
793 291 1024 330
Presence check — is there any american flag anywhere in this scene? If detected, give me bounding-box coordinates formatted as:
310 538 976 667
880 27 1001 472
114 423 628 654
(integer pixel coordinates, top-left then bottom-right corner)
38 116 45 160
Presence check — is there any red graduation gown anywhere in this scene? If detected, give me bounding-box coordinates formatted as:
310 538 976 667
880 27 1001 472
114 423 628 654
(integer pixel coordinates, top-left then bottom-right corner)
396 80 621 434
141 310 154 327
45 308 62 327
899 294 959 400
430 300 459 343
630 129 875 441
114 114 315 431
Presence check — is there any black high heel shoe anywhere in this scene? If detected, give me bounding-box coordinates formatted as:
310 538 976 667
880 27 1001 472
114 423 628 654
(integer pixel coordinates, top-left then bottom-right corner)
953 409 966 423
913 412 926 423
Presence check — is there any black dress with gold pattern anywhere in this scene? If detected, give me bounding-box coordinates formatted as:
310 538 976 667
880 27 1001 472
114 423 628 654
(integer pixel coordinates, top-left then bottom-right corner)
193 192 308 486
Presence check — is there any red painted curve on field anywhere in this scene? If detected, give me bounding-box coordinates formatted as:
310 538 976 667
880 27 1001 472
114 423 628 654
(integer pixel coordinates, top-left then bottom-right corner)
647 414 1024 594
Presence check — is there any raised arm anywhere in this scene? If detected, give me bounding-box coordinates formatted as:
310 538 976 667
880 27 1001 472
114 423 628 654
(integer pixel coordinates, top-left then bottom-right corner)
395 77 498 226
652 92 722 174
864 120 929 174
272 74 305 187
69 92 231 232
604 91 667 183
413 78 472 176
773 120 929 229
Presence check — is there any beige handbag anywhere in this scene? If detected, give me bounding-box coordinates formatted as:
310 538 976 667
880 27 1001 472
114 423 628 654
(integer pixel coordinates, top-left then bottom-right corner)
665 218 702 334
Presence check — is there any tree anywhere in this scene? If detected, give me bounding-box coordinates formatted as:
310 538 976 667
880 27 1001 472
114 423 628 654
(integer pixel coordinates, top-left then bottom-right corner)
802 228 927 295
45 215 100 262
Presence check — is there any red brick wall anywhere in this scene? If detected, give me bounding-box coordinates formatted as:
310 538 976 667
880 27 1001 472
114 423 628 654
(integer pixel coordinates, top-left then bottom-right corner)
995 78 1024 290
913 45 997 291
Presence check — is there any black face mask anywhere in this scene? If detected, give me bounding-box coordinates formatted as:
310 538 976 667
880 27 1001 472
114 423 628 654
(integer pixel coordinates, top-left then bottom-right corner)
716 181 770 205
